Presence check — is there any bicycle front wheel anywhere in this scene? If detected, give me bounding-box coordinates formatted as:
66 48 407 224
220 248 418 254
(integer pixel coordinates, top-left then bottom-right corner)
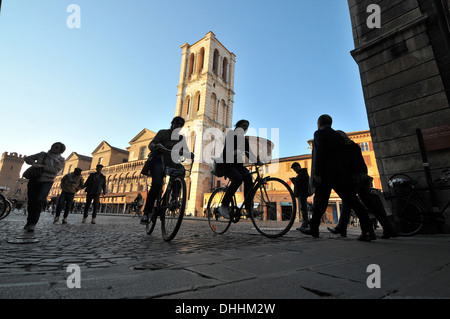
386 194 423 236
250 177 297 238
146 212 157 235
0 196 11 221
207 187 233 235
161 177 186 241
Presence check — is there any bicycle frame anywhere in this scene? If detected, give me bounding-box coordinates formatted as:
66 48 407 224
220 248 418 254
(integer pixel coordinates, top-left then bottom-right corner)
222 164 267 215
155 159 189 216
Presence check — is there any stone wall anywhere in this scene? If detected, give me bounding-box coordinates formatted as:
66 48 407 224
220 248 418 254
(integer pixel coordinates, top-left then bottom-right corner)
348 0 450 226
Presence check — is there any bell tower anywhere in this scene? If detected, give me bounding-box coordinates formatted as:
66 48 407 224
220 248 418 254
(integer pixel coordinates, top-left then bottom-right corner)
175 31 236 215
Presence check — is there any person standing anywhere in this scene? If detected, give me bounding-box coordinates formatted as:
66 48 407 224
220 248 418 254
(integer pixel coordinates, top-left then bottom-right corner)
290 162 310 228
23 142 66 232
54 168 84 224
82 164 106 224
299 115 375 241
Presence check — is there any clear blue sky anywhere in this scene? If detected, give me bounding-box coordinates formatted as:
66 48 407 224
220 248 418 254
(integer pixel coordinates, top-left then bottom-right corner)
0 0 368 162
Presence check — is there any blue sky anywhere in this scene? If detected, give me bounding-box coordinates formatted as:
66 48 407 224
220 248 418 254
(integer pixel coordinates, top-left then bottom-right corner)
0 0 368 162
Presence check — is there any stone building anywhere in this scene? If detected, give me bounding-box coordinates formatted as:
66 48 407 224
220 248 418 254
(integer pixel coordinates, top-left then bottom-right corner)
348 0 450 225
175 31 236 215
0 152 27 201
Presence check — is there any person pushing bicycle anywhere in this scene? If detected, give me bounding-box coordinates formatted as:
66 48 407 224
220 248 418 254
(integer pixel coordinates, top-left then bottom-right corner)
140 116 194 225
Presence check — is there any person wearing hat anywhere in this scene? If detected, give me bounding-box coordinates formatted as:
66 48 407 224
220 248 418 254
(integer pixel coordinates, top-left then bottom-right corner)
54 167 84 224
82 164 106 224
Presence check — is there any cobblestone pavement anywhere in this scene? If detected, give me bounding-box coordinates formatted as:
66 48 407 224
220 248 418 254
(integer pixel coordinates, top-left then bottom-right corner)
0 211 303 274
1 211 449 300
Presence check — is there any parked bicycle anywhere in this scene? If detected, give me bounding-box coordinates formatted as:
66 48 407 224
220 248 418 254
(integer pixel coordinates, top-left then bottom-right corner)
145 150 193 242
206 162 297 238
384 169 449 236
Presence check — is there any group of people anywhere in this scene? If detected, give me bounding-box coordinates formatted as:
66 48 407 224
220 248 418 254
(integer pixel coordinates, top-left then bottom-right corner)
22 114 397 241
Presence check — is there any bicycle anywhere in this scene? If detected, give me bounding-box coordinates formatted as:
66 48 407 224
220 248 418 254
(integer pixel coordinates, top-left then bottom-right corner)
206 162 297 238
384 169 449 236
128 203 143 218
145 148 193 242
0 192 12 221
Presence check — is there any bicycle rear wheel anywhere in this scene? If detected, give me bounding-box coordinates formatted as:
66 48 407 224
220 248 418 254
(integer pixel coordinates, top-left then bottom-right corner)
207 187 233 235
161 177 186 241
250 177 297 238
386 194 423 236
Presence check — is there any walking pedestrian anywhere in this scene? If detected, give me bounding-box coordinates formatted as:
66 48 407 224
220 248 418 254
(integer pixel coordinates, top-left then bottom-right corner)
299 115 375 241
327 131 398 238
82 164 106 224
23 142 66 232
290 162 310 228
54 168 84 224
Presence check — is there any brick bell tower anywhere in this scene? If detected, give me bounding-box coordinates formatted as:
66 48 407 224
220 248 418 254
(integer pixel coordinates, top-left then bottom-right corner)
175 32 236 216
0 152 26 199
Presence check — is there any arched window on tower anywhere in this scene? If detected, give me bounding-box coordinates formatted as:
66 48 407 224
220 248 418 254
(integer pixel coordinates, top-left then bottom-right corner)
188 53 195 78
221 100 227 126
197 47 205 74
211 93 217 121
194 91 201 113
184 96 191 119
222 57 228 82
213 49 220 75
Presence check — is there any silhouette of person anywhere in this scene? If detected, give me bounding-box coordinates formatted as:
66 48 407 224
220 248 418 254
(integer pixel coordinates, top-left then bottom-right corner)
327 130 398 238
54 167 84 224
300 115 375 241
140 116 194 224
290 162 310 228
23 142 66 232
216 119 259 219
82 164 106 224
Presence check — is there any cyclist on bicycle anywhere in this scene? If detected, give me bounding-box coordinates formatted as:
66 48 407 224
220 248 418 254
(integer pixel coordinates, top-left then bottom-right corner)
140 116 194 225
216 119 259 219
